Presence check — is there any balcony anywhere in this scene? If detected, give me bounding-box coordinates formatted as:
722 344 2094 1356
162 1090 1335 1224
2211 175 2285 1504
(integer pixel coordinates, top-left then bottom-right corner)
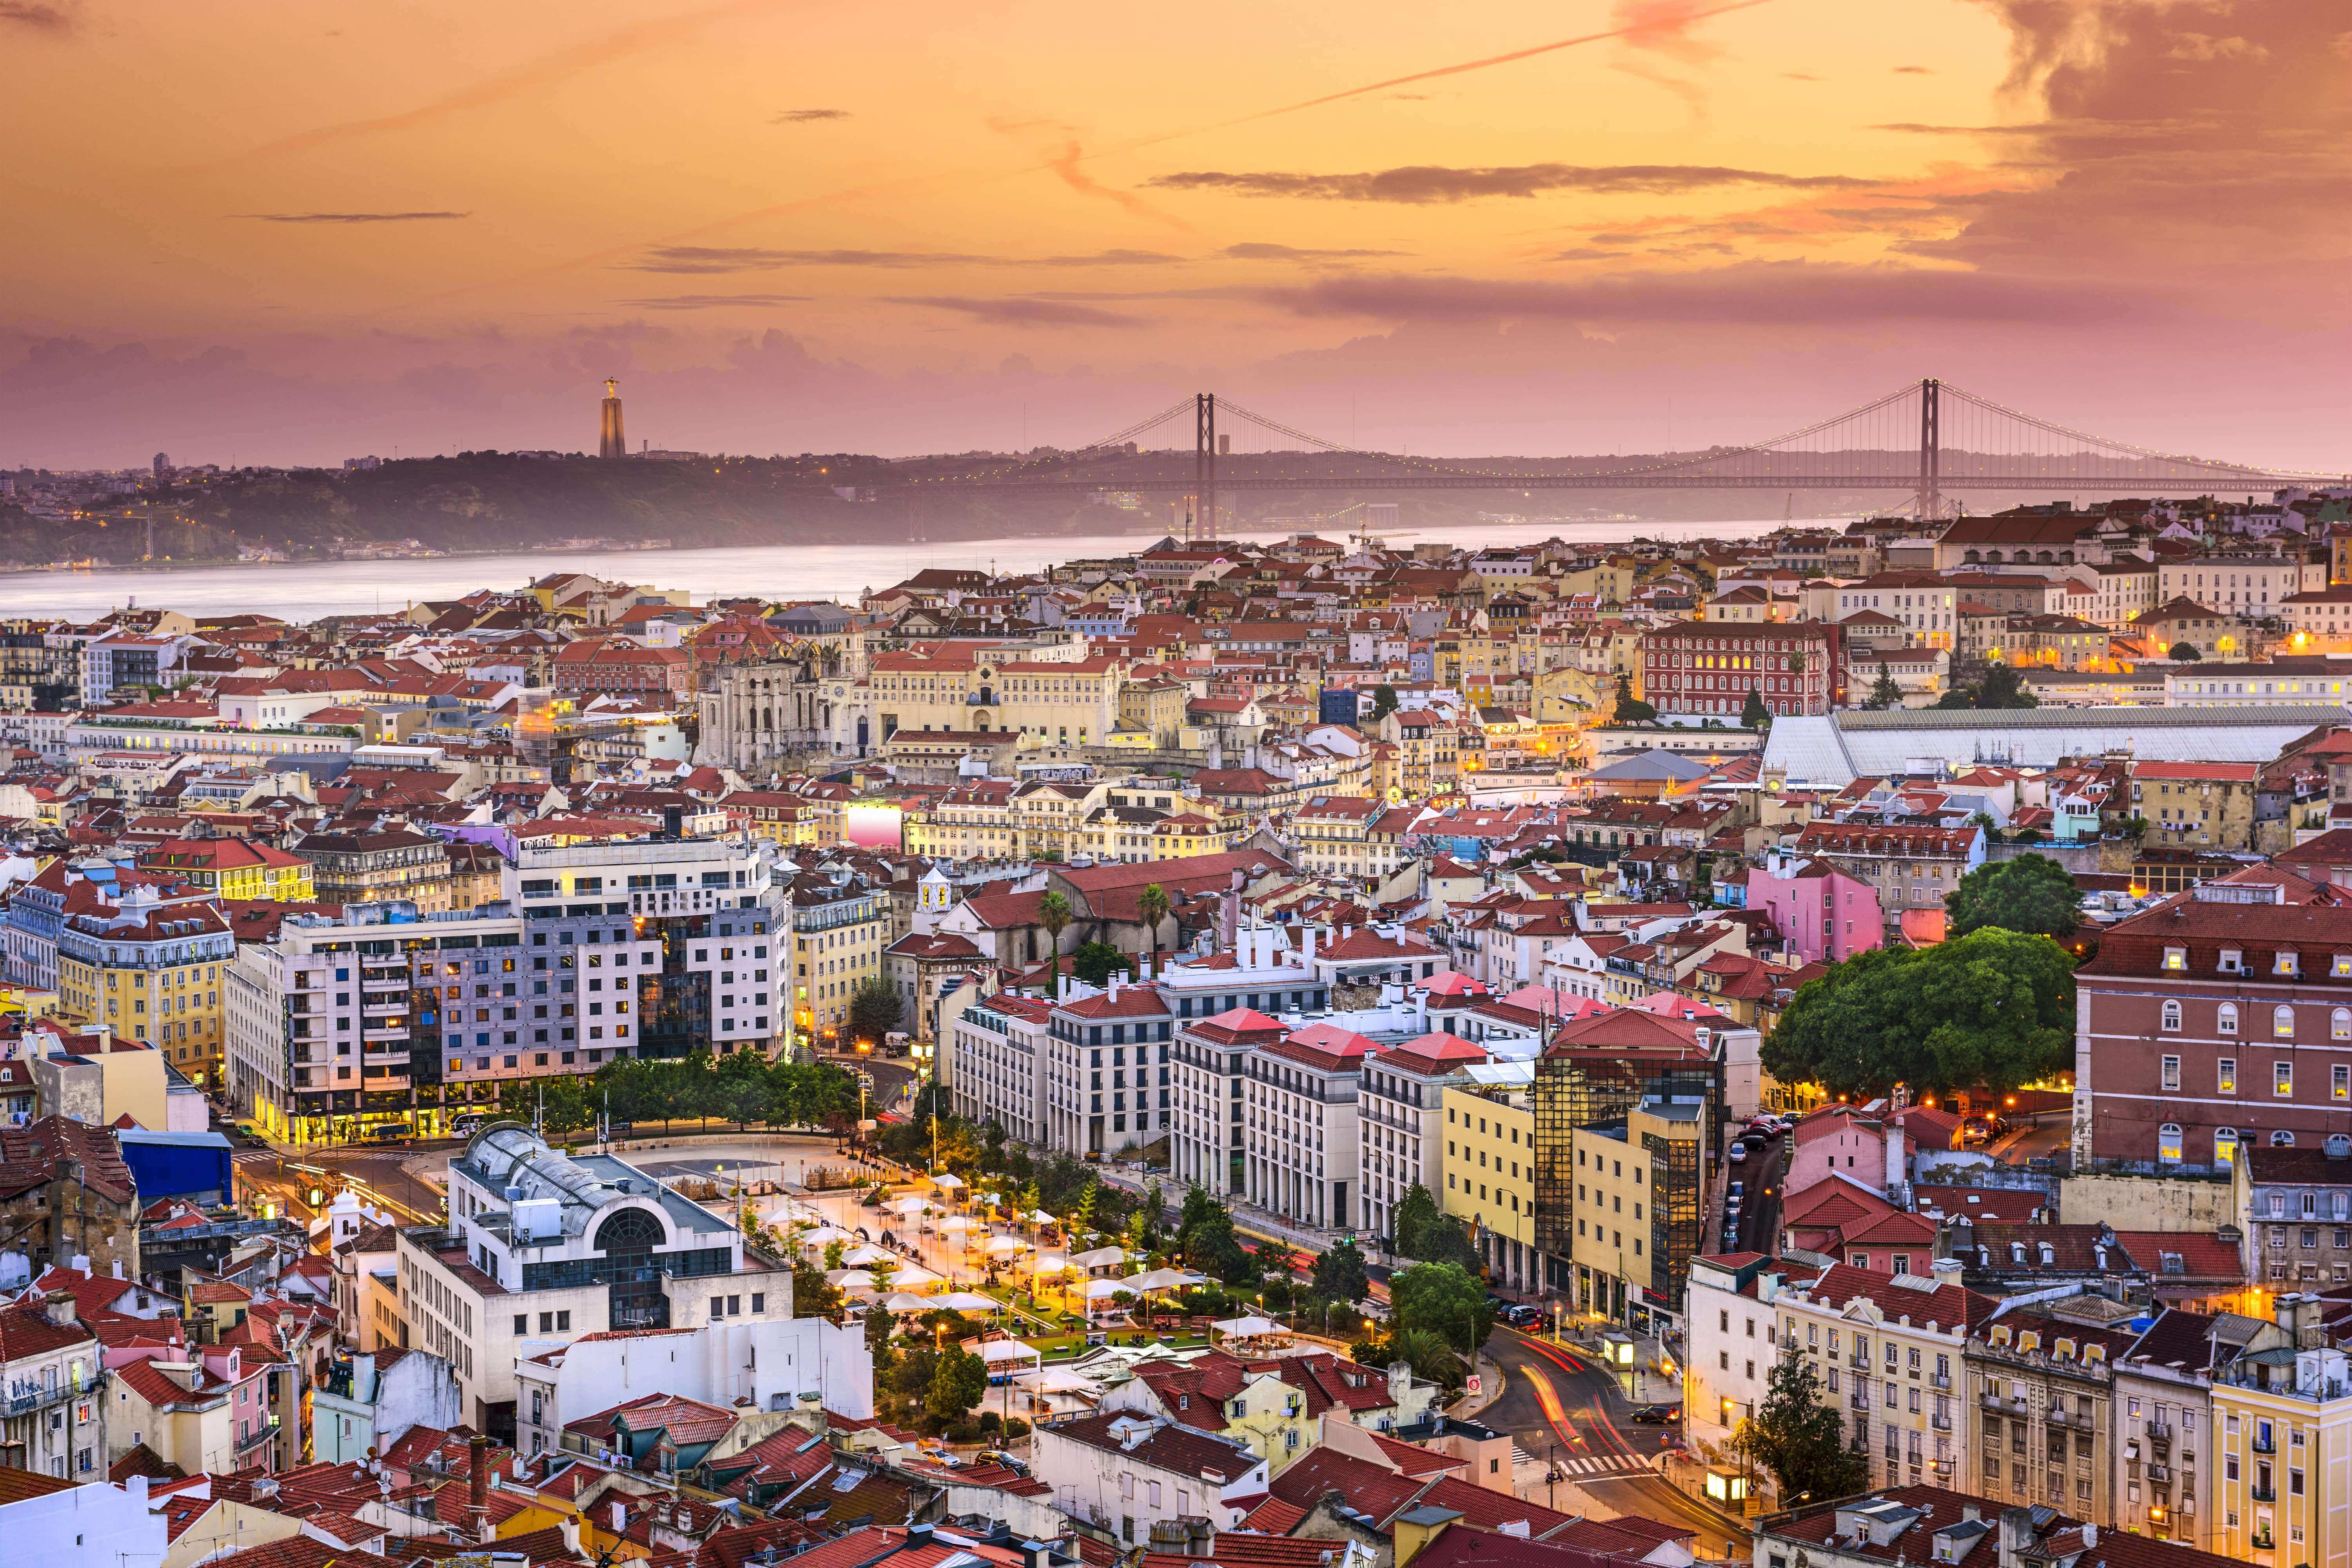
2147 1421 2174 1441
1 1368 103 1417
2254 1436 2276 1455
1931 1414 1952 1432
2250 1485 2276 1503
1931 1373 1951 1389
2049 1407 2071 1428
2149 1465 2171 1482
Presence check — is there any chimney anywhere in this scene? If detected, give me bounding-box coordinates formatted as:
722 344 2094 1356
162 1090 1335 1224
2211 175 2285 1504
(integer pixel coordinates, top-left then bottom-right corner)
1020 1546 1053 1568
44 1290 75 1327
467 1433 492 1543
2081 1525 2097 1549
1931 1257 1965 1287
907 1525 935 1549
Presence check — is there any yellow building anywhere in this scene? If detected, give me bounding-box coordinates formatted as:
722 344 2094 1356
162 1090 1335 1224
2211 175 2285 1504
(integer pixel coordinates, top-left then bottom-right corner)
137 840 315 902
2210 1304 2352 1566
871 648 1126 744
791 887 889 1050
1568 1100 1707 1331
57 900 237 1089
1440 1074 1539 1290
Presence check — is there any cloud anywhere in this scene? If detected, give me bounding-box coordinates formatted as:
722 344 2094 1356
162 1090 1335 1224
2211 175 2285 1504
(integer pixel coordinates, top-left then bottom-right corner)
622 245 1182 273
1782 71 1820 81
1147 162 1869 203
615 293 811 310
1044 141 1190 229
1893 64 1933 74
209 0 772 167
1252 262 2151 326
770 108 849 123
888 296 1148 328
1222 242 1413 261
2166 33 2267 63
241 211 472 223
0 1 72 30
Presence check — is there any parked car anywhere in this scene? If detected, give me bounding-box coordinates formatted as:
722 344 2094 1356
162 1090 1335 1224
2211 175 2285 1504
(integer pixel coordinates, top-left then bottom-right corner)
1630 1403 1682 1423
1727 1142 1748 1163
1502 1304 1544 1327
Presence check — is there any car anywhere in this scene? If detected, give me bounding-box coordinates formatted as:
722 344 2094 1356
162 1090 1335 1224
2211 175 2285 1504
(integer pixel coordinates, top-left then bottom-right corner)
1502 1304 1543 1327
981 1450 1030 1476
368 1124 409 1144
1739 1130 1771 1149
1726 1142 1748 1163
1728 1181 1745 1200
1630 1404 1682 1423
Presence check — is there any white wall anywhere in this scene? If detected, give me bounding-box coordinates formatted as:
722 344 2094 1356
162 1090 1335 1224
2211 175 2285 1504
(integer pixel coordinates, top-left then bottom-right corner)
0 1475 165 1568
544 1317 873 1431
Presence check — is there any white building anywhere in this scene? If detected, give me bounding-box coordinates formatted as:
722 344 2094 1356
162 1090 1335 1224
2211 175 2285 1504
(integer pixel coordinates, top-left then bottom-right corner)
312 1347 463 1465
512 1317 870 1460
0 1472 163 1568
1243 1020 1372 1234
1045 983 1174 1156
949 993 1053 1146
1360 1033 1492 1250
394 1123 791 1434
1031 1410 1268 1542
1171 1008 1289 1199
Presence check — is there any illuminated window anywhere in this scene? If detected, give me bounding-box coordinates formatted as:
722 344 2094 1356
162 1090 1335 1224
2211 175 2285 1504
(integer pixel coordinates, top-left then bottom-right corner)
2163 947 2187 971
2277 1005 2298 1038
2219 1058 2236 1093
2158 1124 2183 1163
2278 1062 2296 1097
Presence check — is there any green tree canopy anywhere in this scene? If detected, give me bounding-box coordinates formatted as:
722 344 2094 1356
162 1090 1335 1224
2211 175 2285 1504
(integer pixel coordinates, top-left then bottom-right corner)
1070 940 1130 986
1741 1345 1869 1502
1390 1261 1493 1357
1176 1184 1255 1284
865 1304 898 1368
1038 891 1073 981
1370 684 1400 721
1391 1182 1481 1270
1867 662 1902 710
848 976 904 1045
925 1345 989 1424
1609 673 1656 726
1741 688 1771 730
1945 853 2080 939
1312 1239 1370 1307
1974 662 2038 708
2169 642 2201 662
1760 927 2075 1099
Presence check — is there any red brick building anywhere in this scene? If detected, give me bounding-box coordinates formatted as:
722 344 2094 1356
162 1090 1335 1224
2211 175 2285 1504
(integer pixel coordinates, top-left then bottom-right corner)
1638 619 1843 719
551 637 690 699
2074 876 2352 1171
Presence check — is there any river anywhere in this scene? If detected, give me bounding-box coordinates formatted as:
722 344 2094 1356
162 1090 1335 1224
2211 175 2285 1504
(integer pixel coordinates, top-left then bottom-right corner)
2 515 1782 622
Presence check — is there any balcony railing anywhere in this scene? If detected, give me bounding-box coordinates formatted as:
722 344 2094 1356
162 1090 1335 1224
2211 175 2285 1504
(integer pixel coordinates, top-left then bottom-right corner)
1931 1414 1952 1432
2 1368 104 1417
2147 1421 2174 1441
2250 1485 2276 1503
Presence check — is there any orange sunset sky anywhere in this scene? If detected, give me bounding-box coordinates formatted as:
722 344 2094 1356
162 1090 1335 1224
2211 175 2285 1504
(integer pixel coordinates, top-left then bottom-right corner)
5 0 2349 470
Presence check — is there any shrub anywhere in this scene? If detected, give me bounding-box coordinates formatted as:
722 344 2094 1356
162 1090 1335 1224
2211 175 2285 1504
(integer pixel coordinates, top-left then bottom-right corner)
944 1421 980 1443
977 1411 1002 1434
1004 1417 1032 1437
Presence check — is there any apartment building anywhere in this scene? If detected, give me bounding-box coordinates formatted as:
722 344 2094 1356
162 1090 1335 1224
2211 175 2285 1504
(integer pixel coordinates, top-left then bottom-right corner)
293 826 454 912
2158 554 2321 621
2072 880 2352 1169
1569 1097 1707 1331
56 900 234 1088
2233 1141 2352 1291
1438 1059 1549 1293
2130 761 2278 855
947 992 1052 1145
1965 1306 2132 1526
1791 823 1986 927
2208 1295 2352 1568
788 882 882 1049
1243 1021 1372 1234
1043 983 1174 1156
1638 620 1844 719
1170 1007 1289 1199
869 648 1126 744
134 840 315 903
1832 574 1957 649
1365 1031 1492 1259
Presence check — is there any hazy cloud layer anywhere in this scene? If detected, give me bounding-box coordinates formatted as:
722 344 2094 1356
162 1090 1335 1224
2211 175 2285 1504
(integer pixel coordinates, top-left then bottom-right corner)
770 108 850 123
617 293 812 310
887 296 1147 328
1258 263 2149 325
625 246 1181 273
1148 162 1870 203
1222 242 1413 261
243 211 473 224
0 2 72 29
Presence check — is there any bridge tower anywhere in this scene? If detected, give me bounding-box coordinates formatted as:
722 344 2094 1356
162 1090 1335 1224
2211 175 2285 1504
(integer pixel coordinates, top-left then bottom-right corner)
1193 392 1217 544
1917 377 1942 522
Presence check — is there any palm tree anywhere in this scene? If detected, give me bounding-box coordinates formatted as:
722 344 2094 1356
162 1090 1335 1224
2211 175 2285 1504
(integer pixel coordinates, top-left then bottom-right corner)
1136 883 1170 977
1038 891 1073 985
1389 1325 1465 1388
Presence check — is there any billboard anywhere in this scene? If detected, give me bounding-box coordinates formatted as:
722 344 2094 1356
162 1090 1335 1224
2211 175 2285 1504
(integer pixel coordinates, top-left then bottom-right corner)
843 802 904 849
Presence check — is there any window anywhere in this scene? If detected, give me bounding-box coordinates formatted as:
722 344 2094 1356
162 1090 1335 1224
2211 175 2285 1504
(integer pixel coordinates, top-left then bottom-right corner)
2219 1002 2239 1035
2278 951 2301 977
2278 1062 2296 1097
2220 1058 2237 1094
2275 1129 2298 1146
2161 1056 2181 1091
2335 1009 2351 1042
2216 1127 2239 1166
2161 1000 2183 1032
2277 1005 2298 1038
2163 947 2187 971
2158 1123 2183 1163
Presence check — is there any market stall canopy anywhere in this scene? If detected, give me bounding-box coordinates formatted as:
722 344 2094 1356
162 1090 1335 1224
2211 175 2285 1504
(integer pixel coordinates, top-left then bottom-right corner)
929 1172 966 1190
984 1236 1028 1255
1212 1314 1281 1339
935 1290 1000 1312
1069 1246 1126 1270
1027 1253 1070 1274
1084 1278 1141 1299
886 1196 933 1217
978 1339 1041 1365
1125 1268 1206 1292
827 1269 875 1290
842 1245 899 1267
880 1293 930 1312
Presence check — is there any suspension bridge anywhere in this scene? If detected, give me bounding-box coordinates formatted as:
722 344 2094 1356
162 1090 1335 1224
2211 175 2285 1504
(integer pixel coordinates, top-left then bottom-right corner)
896 379 2339 528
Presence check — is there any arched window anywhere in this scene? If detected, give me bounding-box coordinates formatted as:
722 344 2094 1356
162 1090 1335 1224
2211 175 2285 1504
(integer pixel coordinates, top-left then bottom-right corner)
2161 1000 2183 1032
2216 1002 2236 1034
2214 1127 2239 1166
2273 1129 2298 1147
2332 1008 2349 1042
2276 1004 2297 1038
594 1206 666 1262
2156 1123 2183 1163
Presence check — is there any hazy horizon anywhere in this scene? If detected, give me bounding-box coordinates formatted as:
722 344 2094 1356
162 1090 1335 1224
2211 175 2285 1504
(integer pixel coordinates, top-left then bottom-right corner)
9 1 2350 475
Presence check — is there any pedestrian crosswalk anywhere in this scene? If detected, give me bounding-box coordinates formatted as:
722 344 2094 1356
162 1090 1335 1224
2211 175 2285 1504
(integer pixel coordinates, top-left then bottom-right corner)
1553 1454 1656 1479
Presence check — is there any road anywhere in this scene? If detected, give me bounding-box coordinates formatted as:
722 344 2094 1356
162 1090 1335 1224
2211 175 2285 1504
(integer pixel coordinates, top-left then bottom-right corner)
1484 1329 1749 1556
1724 1132 1789 1257
233 1144 450 1229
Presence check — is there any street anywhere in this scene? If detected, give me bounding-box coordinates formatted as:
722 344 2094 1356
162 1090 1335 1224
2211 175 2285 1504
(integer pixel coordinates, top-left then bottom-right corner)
1483 1329 1750 1557
1724 1132 1789 1258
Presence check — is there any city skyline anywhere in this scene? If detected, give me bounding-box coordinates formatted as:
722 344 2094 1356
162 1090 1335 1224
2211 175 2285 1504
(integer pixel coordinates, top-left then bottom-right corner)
5 1 2349 471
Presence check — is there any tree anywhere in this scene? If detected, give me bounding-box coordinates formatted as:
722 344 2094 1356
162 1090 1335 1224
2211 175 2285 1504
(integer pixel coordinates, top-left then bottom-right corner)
1390 1183 1443 1256
1176 1184 1255 1284
865 1304 898 1370
714 1048 771 1129
1867 661 1902 710
1945 853 2080 940
848 976 904 1046
793 1255 844 1321
2168 642 2201 662
1760 927 2076 1100
1392 1183 1482 1271
1370 684 1400 722
1071 940 1129 986
1741 687 1771 730
1385 1324 1468 1388
926 1345 989 1424
1135 883 1171 975
1037 891 1073 983
1390 1261 1493 1357
1973 662 2038 709
1743 1345 1869 1503
1609 673 1656 726
1312 1238 1370 1307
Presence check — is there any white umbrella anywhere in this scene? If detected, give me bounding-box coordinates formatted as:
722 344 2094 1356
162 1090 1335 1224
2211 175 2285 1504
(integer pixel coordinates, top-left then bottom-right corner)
889 1263 943 1288
977 1340 1038 1365
1025 1209 1058 1225
828 1269 876 1290
881 1292 930 1312
800 1225 857 1249
1212 1314 1280 1338
1084 1279 1138 1300
984 1236 1027 1256
1069 1245 1126 1270
886 1196 931 1217
935 1291 1000 1312
929 1172 966 1191
1027 1252 1069 1274
1126 1267 1205 1292
843 1245 898 1267
937 1214 980 1233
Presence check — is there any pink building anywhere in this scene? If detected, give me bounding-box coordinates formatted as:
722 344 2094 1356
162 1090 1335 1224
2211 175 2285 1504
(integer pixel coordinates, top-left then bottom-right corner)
1784 1104 1907 1200
1746 857 1883 964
